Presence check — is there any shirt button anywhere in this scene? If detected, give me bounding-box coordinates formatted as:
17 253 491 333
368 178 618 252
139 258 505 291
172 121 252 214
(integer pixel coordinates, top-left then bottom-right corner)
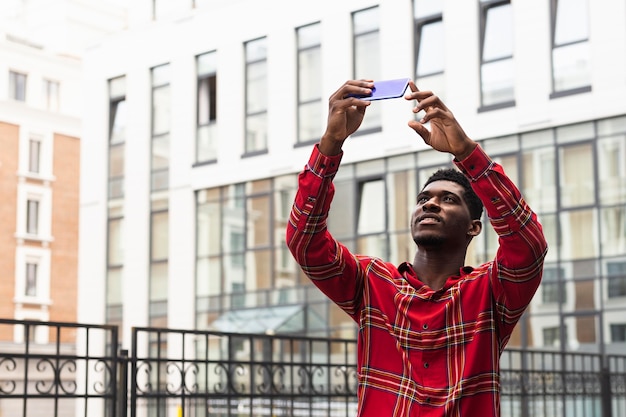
422 324 428 330
423 362 429 369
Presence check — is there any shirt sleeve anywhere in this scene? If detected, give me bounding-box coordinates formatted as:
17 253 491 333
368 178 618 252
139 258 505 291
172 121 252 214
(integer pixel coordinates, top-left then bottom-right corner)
455 144 548 340
285 145 364 320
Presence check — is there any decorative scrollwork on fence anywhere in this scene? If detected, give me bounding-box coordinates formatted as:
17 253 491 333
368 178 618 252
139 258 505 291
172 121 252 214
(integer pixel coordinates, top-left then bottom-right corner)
0 357 17 394
33 358 77 395
92 359 114 395
164 361 199 394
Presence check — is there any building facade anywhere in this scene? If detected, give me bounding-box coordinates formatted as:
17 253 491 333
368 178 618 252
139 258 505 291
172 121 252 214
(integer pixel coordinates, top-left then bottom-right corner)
79 0 626 360
0 2 126 416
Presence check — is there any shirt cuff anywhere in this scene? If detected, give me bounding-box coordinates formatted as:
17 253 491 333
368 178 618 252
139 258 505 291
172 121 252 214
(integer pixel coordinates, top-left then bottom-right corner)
307 144 343 178
454 144 492 181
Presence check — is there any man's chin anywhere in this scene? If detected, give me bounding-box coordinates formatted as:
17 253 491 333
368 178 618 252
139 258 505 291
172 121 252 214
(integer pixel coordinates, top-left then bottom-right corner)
414 235 445 247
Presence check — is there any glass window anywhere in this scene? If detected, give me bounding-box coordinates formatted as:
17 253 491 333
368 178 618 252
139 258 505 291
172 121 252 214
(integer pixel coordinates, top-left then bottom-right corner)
9 70 27 101
43 79 59 111
26 199 39 235
597 135 626 205
197 51 217 162
110 100 127 146
25 262 37 297
607 261 626 298
480 1 514 107
601 207 626 257
541 267 565 304
245 38 268 153
328 180 356 239
559 209 597 260
414 0 444 96
353 7 381 131
522 148 556 212
150 262 169 300
151 211 169 261
559 143 595 207
564 315 598 351
246 195 271 248
107 75 126 328
152 84 171 136
387 169 416 233
543 326 560 347
551 0 590 93
357 179 385 235
611 324 626 342
151 64 170 191
109 78 126 199
108 218 124 266
297 23 323 143
416 20 444 78
107 268 123 306
28 137 41 174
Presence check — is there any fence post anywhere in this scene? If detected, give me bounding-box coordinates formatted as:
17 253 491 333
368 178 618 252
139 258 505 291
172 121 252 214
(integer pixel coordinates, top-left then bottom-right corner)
118 349 129 417
600 365 612 417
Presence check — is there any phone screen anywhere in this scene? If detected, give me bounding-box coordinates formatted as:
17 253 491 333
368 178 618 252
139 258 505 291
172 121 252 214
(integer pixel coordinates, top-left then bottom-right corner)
352 78 410 101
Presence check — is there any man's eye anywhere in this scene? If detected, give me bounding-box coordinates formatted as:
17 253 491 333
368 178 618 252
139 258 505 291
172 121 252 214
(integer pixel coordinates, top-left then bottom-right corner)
417 197 428 204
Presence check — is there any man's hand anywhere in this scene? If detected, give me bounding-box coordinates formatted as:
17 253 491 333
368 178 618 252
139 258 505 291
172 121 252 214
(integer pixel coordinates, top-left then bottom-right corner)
319 80 373 156
405 81 477 161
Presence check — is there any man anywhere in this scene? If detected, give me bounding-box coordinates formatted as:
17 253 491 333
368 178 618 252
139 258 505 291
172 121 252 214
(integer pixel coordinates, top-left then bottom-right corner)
286 79 547 416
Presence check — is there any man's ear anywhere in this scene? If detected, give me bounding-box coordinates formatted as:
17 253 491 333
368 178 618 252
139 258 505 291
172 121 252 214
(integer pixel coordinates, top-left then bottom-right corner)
467 219 482 237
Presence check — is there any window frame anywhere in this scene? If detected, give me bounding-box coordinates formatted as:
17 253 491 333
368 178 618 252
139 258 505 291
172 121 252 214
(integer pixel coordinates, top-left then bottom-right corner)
351 6 382 136
9 70 27 102
243 37 269 156
477 0 515 112
150 64 171 192
296 22 323 146
196 51 218 164
549 0 592 98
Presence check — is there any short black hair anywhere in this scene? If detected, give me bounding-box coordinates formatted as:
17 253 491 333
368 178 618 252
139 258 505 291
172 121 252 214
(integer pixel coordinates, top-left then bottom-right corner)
422 168 483 220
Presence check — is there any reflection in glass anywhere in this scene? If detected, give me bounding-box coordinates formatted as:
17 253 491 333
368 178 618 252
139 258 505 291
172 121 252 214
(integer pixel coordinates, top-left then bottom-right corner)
356 234 387 260
563 315 598 352
559 209 597 260
559 143 594 207
353 7 380 130
554 0 589 44
416 20 444 77
245 113 267 152
481 3 514 106
481 59 514 106
552 42 590 92
598 136 626 205
552 0 590 92
247 195 271 248
357 179 385 234
522 149 556 212
601 207 626 257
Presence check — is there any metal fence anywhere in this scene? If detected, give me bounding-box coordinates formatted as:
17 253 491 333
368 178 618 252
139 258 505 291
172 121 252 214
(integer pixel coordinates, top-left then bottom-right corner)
1 319 625 417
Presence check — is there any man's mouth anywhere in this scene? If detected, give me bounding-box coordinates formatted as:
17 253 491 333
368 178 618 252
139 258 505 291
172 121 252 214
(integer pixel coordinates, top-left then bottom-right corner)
418 215 442 224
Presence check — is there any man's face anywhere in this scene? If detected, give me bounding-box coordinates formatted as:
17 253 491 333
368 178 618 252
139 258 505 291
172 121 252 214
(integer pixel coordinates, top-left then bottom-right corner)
410 180 475 248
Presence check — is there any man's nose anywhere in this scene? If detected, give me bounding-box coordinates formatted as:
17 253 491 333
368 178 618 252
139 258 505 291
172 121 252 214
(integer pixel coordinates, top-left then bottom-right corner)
422 198 440 211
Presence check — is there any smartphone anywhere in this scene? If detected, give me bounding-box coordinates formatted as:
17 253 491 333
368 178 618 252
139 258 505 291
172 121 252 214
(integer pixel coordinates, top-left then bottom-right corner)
350 78 410 101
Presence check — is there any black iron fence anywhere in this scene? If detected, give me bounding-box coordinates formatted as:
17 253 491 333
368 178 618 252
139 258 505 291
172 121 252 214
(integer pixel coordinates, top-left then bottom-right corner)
1 319 625 417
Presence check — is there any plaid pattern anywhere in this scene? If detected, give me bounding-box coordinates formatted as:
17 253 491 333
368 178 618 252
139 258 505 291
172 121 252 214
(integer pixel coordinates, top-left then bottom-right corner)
286 144 547 416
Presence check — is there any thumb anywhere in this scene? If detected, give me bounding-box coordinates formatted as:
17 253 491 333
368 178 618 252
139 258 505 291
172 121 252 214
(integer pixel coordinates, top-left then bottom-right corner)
408 120 430 143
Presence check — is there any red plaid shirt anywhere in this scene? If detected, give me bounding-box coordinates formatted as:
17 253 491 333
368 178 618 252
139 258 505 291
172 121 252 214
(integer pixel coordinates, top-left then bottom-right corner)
286 144 547 416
